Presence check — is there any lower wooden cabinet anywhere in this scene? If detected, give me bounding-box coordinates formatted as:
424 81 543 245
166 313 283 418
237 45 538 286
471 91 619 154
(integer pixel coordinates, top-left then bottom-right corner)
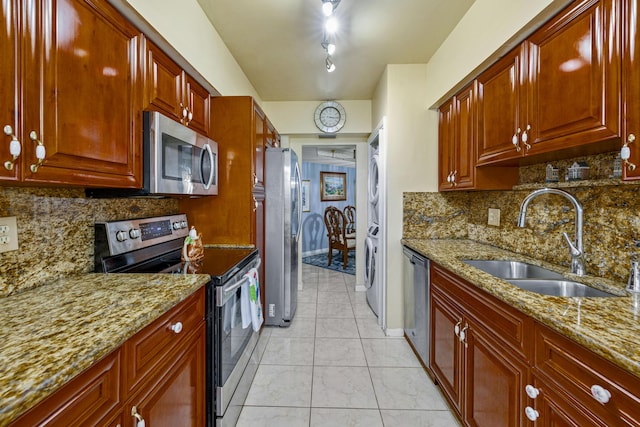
429 262 640 427
9 287 205 427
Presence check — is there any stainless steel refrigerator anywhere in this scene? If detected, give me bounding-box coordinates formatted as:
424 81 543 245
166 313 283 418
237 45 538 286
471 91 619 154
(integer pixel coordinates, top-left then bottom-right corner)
264 147 301 326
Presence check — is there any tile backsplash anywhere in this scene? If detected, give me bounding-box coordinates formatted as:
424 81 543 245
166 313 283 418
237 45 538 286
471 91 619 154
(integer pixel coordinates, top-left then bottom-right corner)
404 159 640 290
0 187 178 297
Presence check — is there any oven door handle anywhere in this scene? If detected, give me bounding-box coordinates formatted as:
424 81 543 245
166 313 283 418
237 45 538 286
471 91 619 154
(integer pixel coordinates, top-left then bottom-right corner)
217 258 261 307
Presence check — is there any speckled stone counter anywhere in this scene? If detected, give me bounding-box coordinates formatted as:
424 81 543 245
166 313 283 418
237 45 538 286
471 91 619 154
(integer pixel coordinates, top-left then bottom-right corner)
402 239 640 378
0 273 210 425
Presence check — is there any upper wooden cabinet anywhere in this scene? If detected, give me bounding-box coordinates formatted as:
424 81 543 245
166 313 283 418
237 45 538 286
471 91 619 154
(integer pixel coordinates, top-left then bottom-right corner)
476 0 621 167
439 83 518 191
622 0 640 179
144 41 210 137
1 0 144 187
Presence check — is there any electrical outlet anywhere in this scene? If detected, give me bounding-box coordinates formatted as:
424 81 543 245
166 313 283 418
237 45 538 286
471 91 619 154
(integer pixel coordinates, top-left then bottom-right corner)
0 216 18 253
488 208 501 227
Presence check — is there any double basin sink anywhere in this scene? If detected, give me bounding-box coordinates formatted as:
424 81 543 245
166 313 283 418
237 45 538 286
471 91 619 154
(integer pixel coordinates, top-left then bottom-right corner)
462 260 618 298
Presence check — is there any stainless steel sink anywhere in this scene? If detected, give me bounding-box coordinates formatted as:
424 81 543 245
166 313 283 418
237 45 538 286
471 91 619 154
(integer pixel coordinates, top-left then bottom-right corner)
463 260 564 280
506 279 618 298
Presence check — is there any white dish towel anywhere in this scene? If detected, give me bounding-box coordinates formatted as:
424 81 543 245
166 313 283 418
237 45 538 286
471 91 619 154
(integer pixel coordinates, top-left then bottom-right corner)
240 278 251 329
245 267 263 332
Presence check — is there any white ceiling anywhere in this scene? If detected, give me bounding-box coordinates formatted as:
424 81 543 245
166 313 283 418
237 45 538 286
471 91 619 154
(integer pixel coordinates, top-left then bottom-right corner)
302 145 356 167
196 0 476 101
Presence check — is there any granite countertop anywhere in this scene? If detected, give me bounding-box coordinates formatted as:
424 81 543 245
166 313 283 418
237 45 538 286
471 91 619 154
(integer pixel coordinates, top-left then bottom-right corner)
402 239 640 378
0 273 210 425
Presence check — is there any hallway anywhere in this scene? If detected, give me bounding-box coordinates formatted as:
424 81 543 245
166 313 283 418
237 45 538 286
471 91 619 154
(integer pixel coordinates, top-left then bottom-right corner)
236 264 460 426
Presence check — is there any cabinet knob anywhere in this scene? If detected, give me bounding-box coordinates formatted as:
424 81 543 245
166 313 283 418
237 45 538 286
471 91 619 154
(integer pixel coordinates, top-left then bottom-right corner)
524 406 539 421
29 131 46 173
512 128 521 152
459 324 468 345
454 320 461 337
131 406 146 427
590 384 611 404
3 125 21 171
522 124 531 152
451 170 457 187
525 384 540 399
170 321 183 334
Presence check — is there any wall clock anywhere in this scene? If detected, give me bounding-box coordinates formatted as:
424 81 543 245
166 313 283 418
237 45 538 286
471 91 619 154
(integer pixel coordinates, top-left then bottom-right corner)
314 101 346 133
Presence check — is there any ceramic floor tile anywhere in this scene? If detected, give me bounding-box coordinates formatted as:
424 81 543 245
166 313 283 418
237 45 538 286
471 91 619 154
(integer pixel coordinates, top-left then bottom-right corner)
296 302 317 318
362 338 422 367
310 408 383 427
370 367 449 410
314 338 366 366
356 317 386 338
245 365 313 407
297 291 318 304
260 337 315 365
380 409 461 426
317 291 350 304
317 281 349 293
353 301 378 319
268 317 316 338
316 302 354 319
237 406 311 427
315 317 359 338
311 366 378 408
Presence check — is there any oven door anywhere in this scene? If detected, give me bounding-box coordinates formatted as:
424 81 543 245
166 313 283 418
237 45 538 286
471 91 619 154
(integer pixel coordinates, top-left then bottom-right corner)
147 111 218 196
213 270 258 419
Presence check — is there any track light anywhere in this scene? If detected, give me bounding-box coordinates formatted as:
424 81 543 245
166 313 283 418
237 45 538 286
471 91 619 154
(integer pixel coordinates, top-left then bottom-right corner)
321 0 340 16
321 40 336 55
326 56 336 72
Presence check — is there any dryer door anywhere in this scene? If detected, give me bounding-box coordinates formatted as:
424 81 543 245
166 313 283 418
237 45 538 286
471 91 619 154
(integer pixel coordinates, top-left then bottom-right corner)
364 235 376 289
368 154 380 204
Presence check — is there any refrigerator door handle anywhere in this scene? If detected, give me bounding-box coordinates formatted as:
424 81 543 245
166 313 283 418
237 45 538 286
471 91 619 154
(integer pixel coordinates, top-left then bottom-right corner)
294 161 302 239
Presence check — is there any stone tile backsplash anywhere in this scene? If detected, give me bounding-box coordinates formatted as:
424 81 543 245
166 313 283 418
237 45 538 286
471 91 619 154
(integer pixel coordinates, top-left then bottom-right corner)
404 183 640 289
0 187 178 297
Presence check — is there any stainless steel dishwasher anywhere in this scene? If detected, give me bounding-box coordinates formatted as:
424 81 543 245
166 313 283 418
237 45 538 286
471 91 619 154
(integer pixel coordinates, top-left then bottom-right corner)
403 246 430 366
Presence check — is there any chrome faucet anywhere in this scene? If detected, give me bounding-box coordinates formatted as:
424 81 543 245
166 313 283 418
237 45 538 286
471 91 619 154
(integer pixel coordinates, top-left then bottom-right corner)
517 188 585 276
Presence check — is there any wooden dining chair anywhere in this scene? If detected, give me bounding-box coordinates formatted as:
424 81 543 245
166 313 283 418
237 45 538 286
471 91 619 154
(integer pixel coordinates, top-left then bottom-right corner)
324 206 356 269
343 205 356 235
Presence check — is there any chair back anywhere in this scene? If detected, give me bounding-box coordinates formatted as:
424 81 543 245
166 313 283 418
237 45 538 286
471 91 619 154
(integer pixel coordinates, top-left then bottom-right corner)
324 206 347 244
343 205 356 234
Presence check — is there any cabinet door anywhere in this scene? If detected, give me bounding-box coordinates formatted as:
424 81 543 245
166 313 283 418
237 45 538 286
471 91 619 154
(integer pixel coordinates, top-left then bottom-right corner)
146 40 185 123
185 75 210 136
22 0 143 187
430 287 464 415
0 0 20 181
125 324 206 427
453 83 475 189
254 103 266 186
476 46 526 165
623 0 640 179
438 98 455 191
531 376 605 427
464 321 529 427
526 0 620 154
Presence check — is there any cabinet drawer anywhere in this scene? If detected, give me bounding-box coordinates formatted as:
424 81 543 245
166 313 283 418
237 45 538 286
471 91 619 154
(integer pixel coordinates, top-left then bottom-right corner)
123 287 205 396
534 322 640 426
431 264 532 361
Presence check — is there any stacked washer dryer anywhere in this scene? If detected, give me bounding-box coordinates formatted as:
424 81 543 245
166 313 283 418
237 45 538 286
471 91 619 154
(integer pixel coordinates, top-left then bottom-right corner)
365 119 384 321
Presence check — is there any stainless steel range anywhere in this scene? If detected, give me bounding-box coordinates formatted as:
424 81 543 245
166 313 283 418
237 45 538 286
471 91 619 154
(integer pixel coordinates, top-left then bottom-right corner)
94 213 260 427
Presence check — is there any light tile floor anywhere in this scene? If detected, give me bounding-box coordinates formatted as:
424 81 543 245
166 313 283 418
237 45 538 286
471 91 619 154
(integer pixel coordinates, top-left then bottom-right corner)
237 264 461 427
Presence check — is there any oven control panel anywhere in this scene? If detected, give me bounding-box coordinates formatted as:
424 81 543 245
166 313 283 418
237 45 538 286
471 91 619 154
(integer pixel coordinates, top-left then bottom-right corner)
96 214 190 256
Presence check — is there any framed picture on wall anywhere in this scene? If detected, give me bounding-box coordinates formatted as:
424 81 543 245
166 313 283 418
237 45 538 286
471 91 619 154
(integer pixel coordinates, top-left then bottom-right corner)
320 172 347 201
302 180 310 212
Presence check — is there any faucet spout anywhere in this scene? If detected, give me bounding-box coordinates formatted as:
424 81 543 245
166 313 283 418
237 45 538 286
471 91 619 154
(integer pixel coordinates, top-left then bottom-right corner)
517 188 585 276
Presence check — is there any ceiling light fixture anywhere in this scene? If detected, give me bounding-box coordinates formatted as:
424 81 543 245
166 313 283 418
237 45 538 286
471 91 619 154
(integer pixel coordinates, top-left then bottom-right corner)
321 0 340 17
321 39 336 56
325 17 338 34
326 55 336 72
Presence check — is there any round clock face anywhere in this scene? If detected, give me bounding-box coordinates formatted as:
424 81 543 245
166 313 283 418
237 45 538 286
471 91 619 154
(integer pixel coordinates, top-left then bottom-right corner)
314 101 346 133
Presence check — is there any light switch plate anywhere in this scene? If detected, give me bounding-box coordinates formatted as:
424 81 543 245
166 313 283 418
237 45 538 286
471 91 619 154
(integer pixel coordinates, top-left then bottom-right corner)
0 216 19 253
488 208 501 227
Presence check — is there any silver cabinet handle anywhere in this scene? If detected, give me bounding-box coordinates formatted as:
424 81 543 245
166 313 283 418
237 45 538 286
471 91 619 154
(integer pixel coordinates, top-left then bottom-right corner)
29 131 46 173
590 384 611 404
3 125 21 171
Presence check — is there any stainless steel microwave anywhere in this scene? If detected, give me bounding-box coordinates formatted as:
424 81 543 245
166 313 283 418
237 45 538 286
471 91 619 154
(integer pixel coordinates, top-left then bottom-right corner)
88 111 218 197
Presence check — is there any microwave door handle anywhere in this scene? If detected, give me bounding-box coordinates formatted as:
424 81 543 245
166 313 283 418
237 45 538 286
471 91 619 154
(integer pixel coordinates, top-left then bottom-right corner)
201 143 214 190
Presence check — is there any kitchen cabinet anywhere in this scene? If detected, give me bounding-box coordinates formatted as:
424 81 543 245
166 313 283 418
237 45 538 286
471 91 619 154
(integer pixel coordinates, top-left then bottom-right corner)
180 96 275 310
430 264 531 426
145 40 210 136
476 0 621 166
9 287 205 427
1 0 143 187
438 83 518 191
622 0 640 179
529 321 640 426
